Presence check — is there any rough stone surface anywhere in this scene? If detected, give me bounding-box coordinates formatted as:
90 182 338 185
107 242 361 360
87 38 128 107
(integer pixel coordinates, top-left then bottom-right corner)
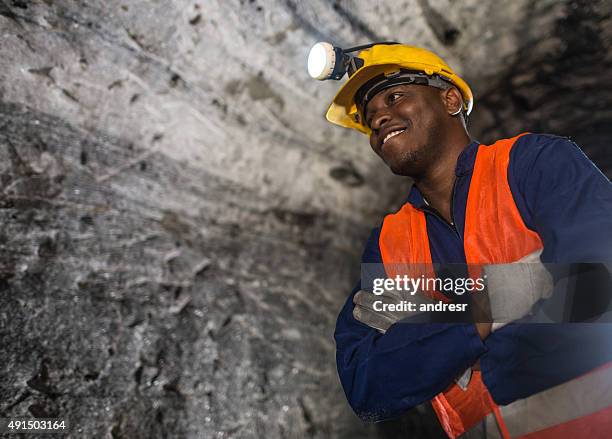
0 1 610 438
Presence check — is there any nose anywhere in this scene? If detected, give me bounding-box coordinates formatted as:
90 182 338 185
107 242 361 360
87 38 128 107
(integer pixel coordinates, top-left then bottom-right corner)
370 109 392 133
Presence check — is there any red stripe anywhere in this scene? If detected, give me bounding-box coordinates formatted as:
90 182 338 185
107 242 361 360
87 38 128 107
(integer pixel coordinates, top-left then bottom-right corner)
521 405 612 439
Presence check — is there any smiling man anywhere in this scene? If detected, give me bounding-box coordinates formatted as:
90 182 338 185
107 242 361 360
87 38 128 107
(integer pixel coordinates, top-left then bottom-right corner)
315 43 612 438
360 79 469 225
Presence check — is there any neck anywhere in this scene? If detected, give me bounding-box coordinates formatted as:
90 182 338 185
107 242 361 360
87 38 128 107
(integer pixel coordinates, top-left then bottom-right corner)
414 132 471 224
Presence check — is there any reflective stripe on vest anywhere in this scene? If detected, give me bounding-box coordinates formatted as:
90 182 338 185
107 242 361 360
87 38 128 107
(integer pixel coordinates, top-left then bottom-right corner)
501 363 612 438
378 133 612 438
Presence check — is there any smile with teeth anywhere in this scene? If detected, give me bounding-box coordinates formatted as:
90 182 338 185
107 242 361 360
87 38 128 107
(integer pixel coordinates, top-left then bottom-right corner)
383 129 405 145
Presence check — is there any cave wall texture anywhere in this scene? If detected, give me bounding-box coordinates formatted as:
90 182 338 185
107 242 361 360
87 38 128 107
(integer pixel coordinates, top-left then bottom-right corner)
1 1 610 438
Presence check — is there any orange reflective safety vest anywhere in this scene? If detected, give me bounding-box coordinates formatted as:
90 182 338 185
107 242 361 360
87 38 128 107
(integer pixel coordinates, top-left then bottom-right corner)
378 133 612 438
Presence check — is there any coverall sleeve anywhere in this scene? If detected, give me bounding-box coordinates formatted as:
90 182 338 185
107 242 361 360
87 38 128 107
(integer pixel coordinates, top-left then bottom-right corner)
334 227 487 421
480 134 612 405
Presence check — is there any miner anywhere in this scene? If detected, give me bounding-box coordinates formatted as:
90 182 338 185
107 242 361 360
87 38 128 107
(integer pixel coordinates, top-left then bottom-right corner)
308 42 612 437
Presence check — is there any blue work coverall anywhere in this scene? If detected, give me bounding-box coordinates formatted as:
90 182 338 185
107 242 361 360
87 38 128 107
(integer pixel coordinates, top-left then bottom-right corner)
335 133 612 421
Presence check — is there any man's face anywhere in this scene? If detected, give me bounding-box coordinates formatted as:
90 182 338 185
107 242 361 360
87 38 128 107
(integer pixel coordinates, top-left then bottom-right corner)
363 84 448 177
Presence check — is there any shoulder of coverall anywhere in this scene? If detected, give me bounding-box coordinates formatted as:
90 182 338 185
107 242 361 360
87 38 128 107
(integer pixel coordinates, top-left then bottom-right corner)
506 132 611 234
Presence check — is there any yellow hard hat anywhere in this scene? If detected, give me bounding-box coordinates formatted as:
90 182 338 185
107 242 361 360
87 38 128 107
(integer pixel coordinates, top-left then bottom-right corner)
324 44 474 135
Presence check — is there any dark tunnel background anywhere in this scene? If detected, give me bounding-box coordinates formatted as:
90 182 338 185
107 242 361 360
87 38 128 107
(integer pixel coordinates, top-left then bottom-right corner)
0 1 610 438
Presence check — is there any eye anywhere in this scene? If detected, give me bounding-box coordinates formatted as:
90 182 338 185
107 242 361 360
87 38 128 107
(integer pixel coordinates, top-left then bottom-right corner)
387 92 403 104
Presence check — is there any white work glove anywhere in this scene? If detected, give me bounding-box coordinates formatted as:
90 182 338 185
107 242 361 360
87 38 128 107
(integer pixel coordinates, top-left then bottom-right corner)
352 288 434 334
483 249 554 331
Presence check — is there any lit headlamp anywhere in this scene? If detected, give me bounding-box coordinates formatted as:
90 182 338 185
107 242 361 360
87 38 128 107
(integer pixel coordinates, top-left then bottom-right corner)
307 41 398 81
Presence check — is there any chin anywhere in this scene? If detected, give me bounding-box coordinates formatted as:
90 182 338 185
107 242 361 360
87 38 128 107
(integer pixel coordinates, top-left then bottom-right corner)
388 164 416 177
385 153 422 177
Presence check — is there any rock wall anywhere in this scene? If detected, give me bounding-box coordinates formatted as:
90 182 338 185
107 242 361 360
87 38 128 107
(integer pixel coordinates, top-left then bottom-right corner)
1 1 610 438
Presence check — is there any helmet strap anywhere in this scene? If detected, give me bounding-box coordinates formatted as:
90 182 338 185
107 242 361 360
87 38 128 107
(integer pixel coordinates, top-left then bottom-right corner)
356 70 453 117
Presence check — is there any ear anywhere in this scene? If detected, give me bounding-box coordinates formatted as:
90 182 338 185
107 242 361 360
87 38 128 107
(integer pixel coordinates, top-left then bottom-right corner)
441 86 463 114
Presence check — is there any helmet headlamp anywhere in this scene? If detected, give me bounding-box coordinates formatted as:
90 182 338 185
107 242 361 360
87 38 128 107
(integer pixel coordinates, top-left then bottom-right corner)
307 41 399 81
